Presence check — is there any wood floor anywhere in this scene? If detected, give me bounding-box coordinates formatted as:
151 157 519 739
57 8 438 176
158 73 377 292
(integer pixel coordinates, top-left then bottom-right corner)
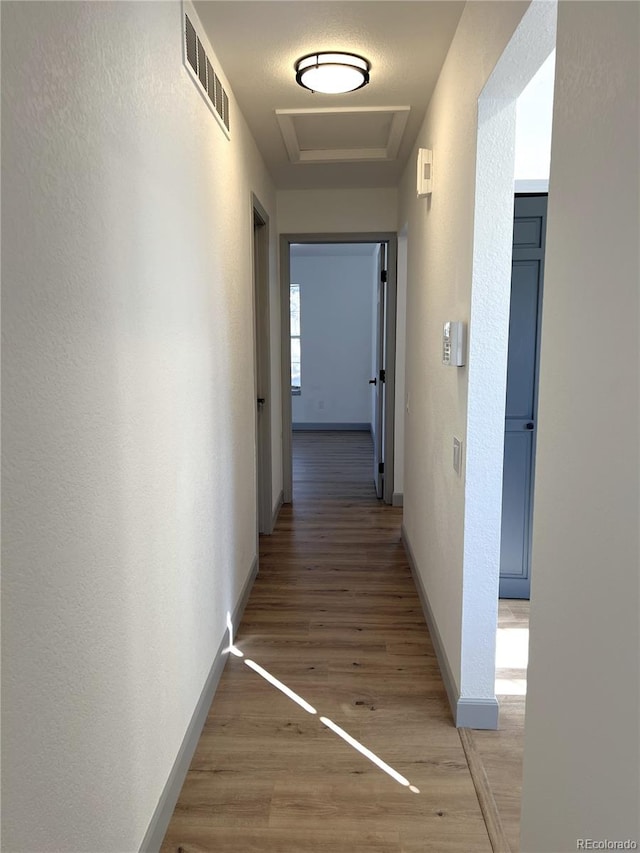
470 601 528 853
160 431 500 852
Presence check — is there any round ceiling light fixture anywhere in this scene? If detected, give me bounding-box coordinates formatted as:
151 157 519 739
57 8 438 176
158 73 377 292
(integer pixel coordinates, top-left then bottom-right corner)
295 52 370 94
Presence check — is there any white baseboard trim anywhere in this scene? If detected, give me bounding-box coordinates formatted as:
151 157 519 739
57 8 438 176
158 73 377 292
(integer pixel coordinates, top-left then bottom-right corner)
401 525 498 731
271 490 283 532
456 698 499 729
292 422 371 431
392 492 403 507
139 555 259 852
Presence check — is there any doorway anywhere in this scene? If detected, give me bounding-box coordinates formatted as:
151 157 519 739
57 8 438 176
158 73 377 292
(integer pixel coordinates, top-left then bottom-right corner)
499 194 548 599
280 233 398 505
252 196 273 535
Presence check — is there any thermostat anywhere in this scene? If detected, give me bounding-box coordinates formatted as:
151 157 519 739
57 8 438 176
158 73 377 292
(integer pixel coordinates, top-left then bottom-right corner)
442 321 466 367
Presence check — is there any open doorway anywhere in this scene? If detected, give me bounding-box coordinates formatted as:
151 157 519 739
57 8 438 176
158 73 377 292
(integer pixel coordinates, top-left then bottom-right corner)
252 195 273 535
280 233 398 505
499 52 555 601
463 11 556 850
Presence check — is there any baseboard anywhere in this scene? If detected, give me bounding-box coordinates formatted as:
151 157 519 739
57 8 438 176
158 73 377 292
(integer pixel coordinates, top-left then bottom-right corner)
400 525 498 731
271 490 283 532
456 698 499 729
401 525 459 723
292 422 371 431
392 492 403 507
139 556 259 852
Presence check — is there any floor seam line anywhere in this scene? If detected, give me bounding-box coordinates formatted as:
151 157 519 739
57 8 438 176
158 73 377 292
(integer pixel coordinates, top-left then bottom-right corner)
458 726 512 853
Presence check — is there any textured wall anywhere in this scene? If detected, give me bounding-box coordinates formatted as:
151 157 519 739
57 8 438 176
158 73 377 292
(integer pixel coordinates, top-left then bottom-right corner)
276 188 398 234
1 2 276 850
397 0 530 699
521 3 640 849
291 254 375 425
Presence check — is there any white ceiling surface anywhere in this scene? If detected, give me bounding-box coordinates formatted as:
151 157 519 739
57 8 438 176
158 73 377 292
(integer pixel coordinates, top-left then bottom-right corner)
194 1 465 189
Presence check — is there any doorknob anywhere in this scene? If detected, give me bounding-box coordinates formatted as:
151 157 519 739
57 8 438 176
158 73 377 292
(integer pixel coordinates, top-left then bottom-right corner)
369 378 377 386
257 397 266 409
525 422 534 430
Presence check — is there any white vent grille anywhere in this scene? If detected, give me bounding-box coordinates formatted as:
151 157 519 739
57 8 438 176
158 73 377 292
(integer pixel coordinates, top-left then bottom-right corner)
183 6 230 138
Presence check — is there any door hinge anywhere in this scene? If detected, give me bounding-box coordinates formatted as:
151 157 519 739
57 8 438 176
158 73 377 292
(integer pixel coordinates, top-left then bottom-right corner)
379 369 386 383
381 269 388 283
378 462 384 474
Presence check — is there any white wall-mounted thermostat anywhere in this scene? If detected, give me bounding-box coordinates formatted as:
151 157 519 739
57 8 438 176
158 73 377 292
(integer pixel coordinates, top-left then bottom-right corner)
417 148 433 197
442 321 466 367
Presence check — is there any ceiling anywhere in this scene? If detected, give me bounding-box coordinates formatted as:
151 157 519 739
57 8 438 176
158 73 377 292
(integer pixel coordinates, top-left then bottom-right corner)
194 1 465 190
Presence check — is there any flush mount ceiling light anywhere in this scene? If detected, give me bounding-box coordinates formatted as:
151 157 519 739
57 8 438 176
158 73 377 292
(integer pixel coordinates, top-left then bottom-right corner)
295 52 370 94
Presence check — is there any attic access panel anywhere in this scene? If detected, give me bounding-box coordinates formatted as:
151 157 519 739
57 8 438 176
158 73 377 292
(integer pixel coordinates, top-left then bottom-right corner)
276 106 410 164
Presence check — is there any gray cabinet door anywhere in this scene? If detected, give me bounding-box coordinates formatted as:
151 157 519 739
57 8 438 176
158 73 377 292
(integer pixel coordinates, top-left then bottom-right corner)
499 195 547 599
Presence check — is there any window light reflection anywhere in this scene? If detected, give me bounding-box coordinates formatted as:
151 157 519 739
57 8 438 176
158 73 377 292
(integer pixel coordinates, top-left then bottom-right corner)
222 623 420 793
228 646 244 658
320 716 420 794
224 612 244 657
495 677 527 696
244 659 317 715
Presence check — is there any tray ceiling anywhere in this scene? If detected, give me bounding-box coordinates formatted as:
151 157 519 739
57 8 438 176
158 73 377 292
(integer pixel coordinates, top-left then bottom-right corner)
276 106 410 164
194 1 465 189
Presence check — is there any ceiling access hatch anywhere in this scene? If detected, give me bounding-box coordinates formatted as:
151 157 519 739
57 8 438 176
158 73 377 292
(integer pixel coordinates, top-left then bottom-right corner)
276 106 410 164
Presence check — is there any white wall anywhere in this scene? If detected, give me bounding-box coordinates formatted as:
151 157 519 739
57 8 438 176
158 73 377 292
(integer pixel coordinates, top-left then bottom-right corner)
521 2 640 849
1 2 278 851
398 0 531 707
277 188 398 234
291 253 375 426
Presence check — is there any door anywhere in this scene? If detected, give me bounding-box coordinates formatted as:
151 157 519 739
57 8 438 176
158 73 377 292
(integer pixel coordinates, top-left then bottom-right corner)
499 195 548 598
372 244 386 498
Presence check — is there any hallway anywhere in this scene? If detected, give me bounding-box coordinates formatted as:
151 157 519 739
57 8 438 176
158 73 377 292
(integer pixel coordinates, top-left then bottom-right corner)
161 432 493 852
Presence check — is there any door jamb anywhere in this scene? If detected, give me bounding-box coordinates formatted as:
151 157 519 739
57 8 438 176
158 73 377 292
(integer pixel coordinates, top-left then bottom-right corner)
252 194 273 534
280 232 398 505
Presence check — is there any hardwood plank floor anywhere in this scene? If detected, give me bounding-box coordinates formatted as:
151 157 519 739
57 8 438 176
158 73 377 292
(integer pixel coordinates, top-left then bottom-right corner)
468 600 528 853
161 431 493 852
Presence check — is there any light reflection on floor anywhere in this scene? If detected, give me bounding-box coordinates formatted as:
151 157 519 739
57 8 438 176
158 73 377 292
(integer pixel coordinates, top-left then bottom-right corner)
495 619 529 696
223 613 420 795
244 658 318 715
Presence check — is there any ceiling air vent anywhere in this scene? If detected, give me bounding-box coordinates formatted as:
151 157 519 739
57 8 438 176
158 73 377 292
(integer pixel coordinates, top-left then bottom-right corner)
183 5 230 138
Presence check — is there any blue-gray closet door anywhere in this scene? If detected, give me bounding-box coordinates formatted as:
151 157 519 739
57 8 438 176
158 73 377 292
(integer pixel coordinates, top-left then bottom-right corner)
499 195 548 599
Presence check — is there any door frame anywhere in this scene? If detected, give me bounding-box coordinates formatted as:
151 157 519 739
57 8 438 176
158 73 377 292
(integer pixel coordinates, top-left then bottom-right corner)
279 232 398 504
252 194 273 535
373 243 386 499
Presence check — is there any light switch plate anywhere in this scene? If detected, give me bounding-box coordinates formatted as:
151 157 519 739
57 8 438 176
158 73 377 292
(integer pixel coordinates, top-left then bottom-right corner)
417 147 433 196
453 437 462 475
